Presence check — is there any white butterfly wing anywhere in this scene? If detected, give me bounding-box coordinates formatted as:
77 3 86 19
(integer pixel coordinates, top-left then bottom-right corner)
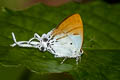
50 34 82 57
48 14 83 58
69 35 82 49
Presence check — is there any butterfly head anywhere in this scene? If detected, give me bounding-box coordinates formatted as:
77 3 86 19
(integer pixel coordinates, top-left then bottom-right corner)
38 33 50 52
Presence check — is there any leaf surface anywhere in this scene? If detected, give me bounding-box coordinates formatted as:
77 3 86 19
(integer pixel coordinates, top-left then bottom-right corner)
0 1 120 79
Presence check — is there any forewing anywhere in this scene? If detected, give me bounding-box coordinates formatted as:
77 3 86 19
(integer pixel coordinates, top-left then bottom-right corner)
52 14 83 49
49 14 83 57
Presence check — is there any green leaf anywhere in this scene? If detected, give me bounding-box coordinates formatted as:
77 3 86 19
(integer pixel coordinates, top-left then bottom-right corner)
0 1 120 79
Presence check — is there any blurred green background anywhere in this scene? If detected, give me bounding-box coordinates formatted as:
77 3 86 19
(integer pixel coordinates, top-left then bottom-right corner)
0 0 120 80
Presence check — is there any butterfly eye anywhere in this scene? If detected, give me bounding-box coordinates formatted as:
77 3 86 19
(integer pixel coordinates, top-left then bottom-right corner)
38 45 41 48
43 38 48 42
41 47 44 51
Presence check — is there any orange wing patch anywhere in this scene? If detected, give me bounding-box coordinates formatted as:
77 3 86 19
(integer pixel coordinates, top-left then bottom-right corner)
52 14 83 39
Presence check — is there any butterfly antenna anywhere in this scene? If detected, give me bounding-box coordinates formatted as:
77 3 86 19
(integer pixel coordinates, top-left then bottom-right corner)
76 56 79 65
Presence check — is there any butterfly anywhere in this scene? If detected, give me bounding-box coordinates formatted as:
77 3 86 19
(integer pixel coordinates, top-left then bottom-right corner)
11 13 84 64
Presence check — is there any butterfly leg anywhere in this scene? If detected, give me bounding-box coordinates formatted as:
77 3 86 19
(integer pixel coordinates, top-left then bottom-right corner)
11 32 31 47
11 32 21 47
60 57 67 64
10 32 39 48
28 33 41 43
76 56 81 65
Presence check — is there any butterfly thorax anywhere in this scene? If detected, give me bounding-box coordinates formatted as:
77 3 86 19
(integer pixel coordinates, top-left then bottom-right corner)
39 34 50 52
